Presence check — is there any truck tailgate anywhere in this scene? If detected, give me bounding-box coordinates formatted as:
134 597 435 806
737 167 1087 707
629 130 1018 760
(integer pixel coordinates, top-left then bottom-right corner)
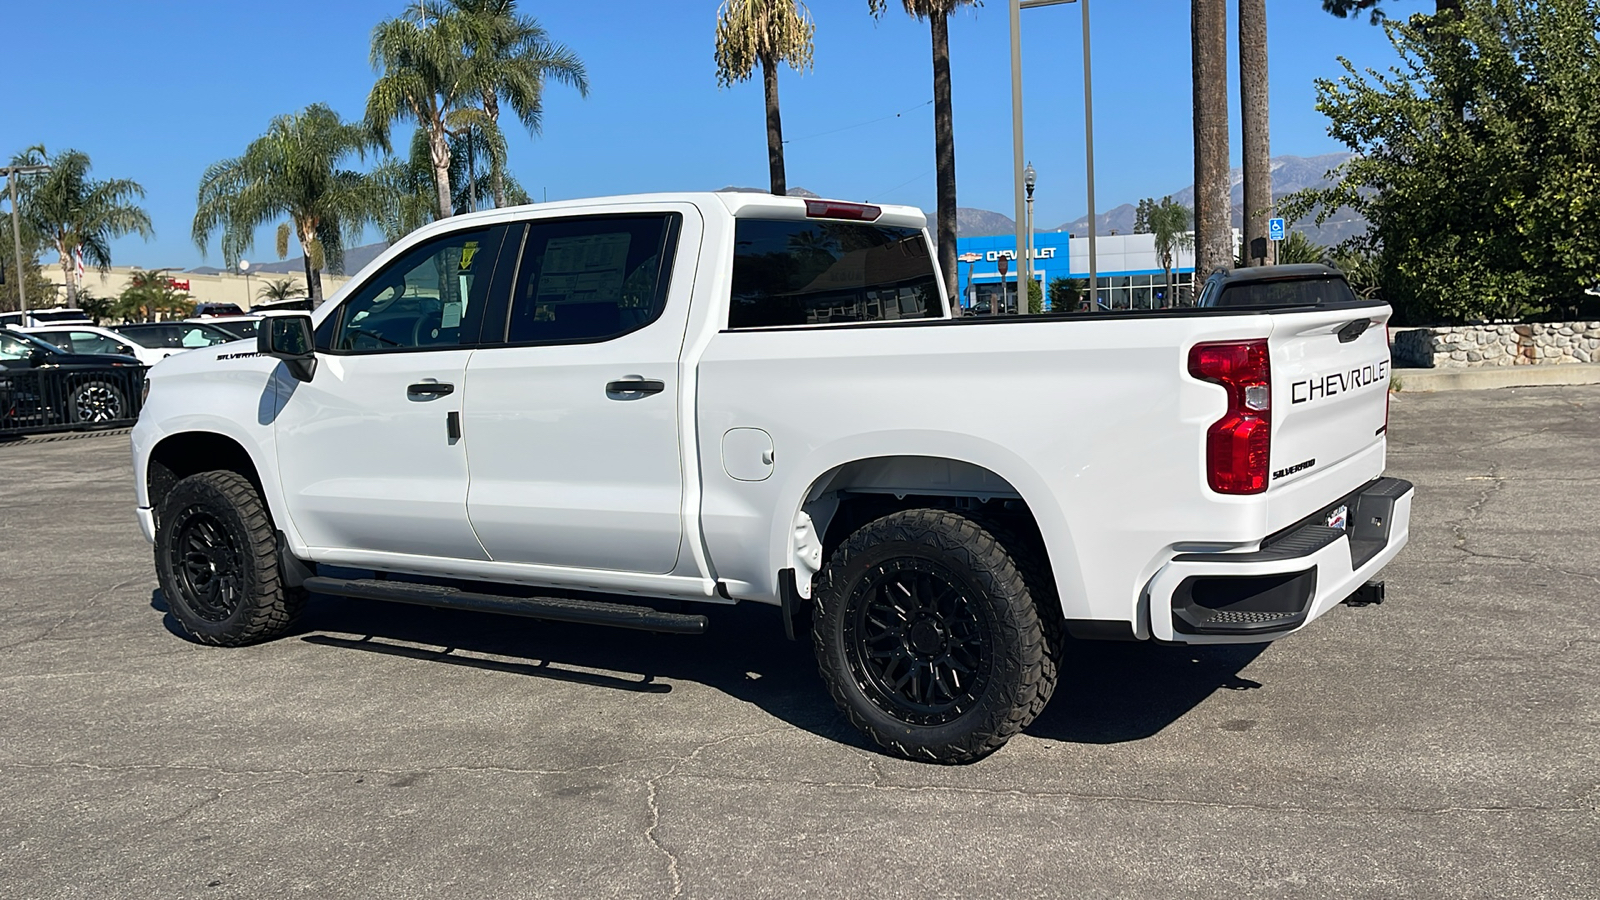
1268 305 1392 497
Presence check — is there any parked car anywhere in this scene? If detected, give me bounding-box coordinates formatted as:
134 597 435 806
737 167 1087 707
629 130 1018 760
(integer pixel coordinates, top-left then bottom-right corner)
0 307 94 328
185 315 261 341
250 298 317 313
1 328 145 432
112 321 242 354
192 302 245 318
133 192 1410 763
22 324 164 366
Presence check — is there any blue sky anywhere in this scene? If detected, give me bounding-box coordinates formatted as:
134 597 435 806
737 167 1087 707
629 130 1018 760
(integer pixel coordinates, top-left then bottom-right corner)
0 0 1406 271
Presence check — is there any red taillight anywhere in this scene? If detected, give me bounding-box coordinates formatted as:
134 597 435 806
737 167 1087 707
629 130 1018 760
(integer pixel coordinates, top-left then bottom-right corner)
804 199 882 221
1189 339 1272 494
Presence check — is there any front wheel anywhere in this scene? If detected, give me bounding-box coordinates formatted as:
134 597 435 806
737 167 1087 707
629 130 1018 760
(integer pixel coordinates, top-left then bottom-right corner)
812 509 1058 764
155 470 305 646
68 380 126 425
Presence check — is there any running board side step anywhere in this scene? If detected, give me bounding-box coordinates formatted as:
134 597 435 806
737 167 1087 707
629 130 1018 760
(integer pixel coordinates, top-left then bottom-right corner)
302 576 709 635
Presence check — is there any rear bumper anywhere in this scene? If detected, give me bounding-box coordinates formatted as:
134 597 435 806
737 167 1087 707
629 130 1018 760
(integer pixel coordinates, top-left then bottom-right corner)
1148 477 1414 644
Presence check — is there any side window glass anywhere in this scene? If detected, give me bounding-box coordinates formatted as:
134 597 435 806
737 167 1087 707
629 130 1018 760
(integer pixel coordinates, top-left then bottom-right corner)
330 225 509 353
504 214 678 345
39 333 74 352
1 334 36 359
729 219 942 328
71 332 120 354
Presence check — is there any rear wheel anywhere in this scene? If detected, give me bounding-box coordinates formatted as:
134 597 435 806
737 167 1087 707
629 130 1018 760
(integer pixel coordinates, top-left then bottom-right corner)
68 380 125 425
812 509 1058 763
155 470 305 646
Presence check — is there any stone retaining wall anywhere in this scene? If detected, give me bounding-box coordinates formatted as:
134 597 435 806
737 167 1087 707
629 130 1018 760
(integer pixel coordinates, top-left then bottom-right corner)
1391 322 1600 368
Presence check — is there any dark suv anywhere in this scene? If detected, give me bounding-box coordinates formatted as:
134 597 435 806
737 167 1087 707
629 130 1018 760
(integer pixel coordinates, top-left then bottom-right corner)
0 328 145 434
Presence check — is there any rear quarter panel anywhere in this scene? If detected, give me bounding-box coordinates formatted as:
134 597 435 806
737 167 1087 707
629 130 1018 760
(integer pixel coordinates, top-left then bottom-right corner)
697 313 1290 626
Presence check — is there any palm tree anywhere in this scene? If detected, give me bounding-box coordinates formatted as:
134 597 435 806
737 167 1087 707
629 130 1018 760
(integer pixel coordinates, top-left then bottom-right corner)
193 104 386 304
116 269 194 322
368 6 476 220
1191 0 1232 276
257 279 307 303
9 146 152 304
715 0 816 196
441 0 589 208
869 0 978 298
1147 197 1194 305
1239 0 1272 266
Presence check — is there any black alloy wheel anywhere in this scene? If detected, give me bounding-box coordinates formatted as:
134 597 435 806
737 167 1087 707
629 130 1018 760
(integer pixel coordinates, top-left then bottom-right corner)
813 509 1062 764
155 470 306 646
69 380 125 424
169 509 243 623
844 558 993 727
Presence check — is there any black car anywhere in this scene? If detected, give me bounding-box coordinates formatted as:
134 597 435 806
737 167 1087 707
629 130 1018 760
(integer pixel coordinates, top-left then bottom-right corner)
0 328 146 434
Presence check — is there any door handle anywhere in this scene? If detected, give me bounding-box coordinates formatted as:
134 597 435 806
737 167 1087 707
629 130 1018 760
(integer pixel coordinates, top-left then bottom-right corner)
605 378 666 397
407 381 455 399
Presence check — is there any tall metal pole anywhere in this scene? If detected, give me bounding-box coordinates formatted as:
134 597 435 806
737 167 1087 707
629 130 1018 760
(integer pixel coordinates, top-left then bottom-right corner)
1009 0 1029 311
7 173 25 322
1082 0 1098 309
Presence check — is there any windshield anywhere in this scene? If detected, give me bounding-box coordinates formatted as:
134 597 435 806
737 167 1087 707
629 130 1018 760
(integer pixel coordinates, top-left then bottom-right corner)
1203 277 1357 308
0 329 60 359
115 323 239 349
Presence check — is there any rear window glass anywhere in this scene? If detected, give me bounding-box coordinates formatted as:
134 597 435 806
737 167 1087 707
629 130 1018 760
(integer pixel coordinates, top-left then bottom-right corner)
729 219 943 329
1205 277 1356 308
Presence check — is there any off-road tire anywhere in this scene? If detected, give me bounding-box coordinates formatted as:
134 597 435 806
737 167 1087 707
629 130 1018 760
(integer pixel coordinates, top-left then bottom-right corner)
812 509 1057 763
67 380 126 426
155 470 305 646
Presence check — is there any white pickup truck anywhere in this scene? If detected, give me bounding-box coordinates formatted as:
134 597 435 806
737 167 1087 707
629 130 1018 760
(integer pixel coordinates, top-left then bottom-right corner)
131 192 1411 763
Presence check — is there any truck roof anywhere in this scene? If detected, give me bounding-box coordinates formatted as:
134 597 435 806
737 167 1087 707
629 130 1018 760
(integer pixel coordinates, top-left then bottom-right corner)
434 192 929 232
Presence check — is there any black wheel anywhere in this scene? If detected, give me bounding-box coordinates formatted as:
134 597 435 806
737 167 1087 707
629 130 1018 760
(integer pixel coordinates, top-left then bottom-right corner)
68 380 126 425
812 509 1060 763
155 470 305 646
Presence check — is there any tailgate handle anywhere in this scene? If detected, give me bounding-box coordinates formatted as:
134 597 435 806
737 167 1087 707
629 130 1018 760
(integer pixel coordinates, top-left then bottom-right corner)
1337 319 1371 343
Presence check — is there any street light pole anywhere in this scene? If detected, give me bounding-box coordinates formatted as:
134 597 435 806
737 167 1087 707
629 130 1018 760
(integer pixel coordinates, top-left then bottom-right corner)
4 164 50 324
1025 162 1037 312
1081 0 1098 310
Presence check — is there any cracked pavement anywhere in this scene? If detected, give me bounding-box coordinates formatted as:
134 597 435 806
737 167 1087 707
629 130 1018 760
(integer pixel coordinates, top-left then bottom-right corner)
2 386 1597 899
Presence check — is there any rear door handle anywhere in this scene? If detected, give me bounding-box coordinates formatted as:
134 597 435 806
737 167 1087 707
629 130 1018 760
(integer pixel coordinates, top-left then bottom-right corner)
606 378 666 397
407 382 455 399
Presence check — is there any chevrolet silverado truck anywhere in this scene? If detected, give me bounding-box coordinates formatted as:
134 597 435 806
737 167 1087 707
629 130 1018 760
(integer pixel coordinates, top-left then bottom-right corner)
131 193 1411 763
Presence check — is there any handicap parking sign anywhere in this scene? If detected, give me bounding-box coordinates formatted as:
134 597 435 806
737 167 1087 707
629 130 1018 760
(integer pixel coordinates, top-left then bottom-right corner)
1268 217 1286 241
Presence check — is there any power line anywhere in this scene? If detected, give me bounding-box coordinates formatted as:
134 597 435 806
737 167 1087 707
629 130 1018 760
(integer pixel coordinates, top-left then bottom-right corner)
782 99 932 145
865 168 935 203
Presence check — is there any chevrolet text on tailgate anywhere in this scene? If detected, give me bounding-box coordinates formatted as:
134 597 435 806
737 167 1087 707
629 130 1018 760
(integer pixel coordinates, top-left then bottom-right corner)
131 194 1413 763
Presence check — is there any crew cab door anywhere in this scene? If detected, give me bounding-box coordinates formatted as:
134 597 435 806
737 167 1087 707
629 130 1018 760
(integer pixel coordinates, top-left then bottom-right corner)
461 207 697 574
272 224 516 561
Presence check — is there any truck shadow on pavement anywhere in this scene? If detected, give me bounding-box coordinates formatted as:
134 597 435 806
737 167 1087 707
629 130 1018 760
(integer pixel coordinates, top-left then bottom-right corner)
151 588 1269 752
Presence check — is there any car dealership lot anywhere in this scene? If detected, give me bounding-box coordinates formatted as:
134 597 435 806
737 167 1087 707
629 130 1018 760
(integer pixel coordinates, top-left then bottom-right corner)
2 387 1597 900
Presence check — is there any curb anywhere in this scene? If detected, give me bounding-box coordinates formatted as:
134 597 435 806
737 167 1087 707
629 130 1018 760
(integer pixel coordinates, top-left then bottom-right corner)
1394 363 1600 393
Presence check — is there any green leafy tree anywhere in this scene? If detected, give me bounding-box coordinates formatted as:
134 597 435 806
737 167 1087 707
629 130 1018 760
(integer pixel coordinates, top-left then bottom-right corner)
76 289 115 324
1048 276 1086 312
715 0 816 196
1328 244 1384 299
1026 277 1043 314
1285 0 1600 322
9 145 152 304
1321 0 1460 25
869 0 979 298
116 270 194 322
1275 230 1327 265
442 0 588 209
194 104 386 304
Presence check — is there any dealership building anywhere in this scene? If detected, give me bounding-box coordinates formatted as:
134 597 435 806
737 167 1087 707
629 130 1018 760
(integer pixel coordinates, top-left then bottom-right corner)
955 231 1200 312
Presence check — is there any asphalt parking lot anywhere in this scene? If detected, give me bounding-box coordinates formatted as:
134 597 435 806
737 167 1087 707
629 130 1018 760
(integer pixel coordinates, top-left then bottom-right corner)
2 386 1597 900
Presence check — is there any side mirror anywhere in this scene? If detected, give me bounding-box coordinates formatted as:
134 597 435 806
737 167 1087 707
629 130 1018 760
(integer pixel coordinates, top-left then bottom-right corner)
118 344 138 356
28 348 47 367
258 313 317 382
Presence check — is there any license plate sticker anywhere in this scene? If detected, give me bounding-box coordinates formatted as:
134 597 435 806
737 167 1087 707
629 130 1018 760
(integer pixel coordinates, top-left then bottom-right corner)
1326 505 1349 530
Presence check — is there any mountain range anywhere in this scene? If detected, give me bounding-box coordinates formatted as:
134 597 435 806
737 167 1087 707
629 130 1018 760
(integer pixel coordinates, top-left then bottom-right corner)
959 152 1365 246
